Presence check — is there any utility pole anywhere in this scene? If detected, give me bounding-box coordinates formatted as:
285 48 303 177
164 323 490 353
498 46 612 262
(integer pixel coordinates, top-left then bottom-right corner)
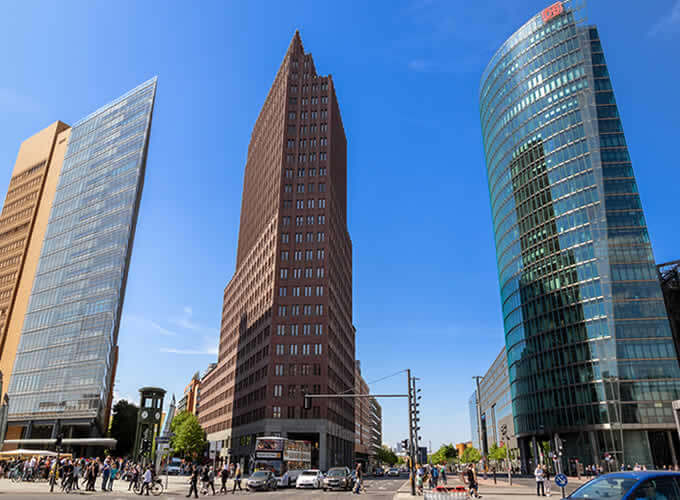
473 376 485 471
500 424 512 486
407 369 416 496
555 434 566 499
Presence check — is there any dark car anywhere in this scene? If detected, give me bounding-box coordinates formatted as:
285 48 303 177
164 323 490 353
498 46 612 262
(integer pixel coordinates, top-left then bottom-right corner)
246 470 278 491
568 471 680 500
374 468 384 477
323 467 353 491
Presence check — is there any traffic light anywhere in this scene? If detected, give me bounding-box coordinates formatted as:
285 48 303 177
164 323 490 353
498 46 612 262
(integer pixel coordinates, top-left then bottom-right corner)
401 439 409 451
304 395 311 410
55 433 63 449
141 438 151 455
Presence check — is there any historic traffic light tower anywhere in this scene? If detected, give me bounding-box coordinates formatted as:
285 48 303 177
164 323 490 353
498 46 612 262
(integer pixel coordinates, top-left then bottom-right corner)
133 387 166 463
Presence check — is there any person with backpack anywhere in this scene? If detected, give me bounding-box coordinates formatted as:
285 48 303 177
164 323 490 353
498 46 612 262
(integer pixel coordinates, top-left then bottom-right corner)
186 465 199 498
466 464 480 499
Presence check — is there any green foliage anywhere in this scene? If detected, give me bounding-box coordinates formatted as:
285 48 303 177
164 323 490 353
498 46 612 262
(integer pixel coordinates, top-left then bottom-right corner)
377 445 398 465
429 443 458 464
109 400 138 457
460 446 482 464
488 443 507 462
171 412 206 457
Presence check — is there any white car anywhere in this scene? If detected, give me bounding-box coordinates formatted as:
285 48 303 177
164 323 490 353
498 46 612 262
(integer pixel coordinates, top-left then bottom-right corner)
296 469 323 489
387 467 401 477
278 469 303 487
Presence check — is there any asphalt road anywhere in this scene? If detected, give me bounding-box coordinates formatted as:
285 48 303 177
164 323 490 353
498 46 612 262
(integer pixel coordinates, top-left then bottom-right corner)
2 476 407 499
488 474 582 495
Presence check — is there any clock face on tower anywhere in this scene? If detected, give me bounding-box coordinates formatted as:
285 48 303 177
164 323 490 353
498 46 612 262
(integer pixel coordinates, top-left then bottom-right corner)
141 410 149 420
155 412 161 421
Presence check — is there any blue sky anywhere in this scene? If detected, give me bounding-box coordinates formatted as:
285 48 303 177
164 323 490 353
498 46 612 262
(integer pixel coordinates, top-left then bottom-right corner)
1 0 679 451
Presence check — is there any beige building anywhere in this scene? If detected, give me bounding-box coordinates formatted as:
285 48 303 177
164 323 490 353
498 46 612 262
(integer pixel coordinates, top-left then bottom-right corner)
0 122 71 400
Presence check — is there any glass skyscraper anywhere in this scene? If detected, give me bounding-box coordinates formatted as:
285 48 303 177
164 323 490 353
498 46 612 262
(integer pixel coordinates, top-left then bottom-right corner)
480 1 680 468
7 78 156 439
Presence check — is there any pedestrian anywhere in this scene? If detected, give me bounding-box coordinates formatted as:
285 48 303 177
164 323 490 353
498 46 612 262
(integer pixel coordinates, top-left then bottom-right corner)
220 464 229 494
353 463 363 494
440 465 447 485
109 462 118 491
129 464 139 491
72 460 81 490
544 467 551 497
101 460 110 491
432 465 439 488
186 465 199 498
534 464 545 497
231 464 242 494
466 464 479 499
141 465 152 496
206 465 216 495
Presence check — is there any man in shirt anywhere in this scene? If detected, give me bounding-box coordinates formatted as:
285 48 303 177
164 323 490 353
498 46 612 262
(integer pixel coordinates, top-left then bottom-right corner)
141 466 152 496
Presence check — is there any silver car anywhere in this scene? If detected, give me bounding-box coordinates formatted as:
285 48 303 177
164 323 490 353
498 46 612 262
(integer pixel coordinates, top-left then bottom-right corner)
247 470 277 491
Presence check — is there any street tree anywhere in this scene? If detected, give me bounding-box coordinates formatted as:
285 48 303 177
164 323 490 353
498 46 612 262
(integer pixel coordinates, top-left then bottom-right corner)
460 446 482 464
488 443 507 463
109 400 138 457
377 445 398 466
172 412 207 458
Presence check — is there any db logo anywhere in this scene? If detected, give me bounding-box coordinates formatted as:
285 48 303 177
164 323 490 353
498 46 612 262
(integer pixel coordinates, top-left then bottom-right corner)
541 1 564 23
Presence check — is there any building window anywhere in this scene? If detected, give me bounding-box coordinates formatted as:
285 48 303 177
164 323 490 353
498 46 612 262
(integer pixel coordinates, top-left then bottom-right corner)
297 183 305 193
311 96 318 105
302 364 311 376
316 286 324 296
291 324 299 336
314 344 322 355
289 364 297 376
290 344 298 355
306 232 314 243
304 286 312 297
282 233 289 243
302 344 311 355
318 215 325 224
321 110 327 119
307 215 314 225
303 304 312 315
273 406 281 418
320 137 328 146
293 268 302 279
316 267 324 278
300 111 307 120
311 111 318 120
306 250 314 260
320 123 327 132
282 216 290 226
288 385 297 398
317 232 325 242
308 183 315 193
287 154 294 164
309 153 316 162
294 251 302 261
291 305 300 316
278 306 287 317
292 286 300 296
276 344 284 355
296 216 304 226
287 139 295 149
297 167 305 176
317 249 325 260
280 269 288 279
319 167 326 176
285 168 293 178
313 363 321 375
288 112 296 120
309 166 316 175
284 184 292 193
303 324 311 336
305 268 313 279
283 200 292 208
279 287 287 297
315 304 324 315
320 152 327 160
319 199 326 208
281 251 289 260
319 183 326 193
275 364 284 375
321 96 328 104
307 199 315 209
295 233 303 243
298 154 306 163
277 325 286 336
274 385 282 397
315 324 323 336
296 200 304 209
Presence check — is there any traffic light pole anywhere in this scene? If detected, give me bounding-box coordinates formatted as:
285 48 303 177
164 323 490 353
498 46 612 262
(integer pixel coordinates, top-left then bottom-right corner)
554 434 565 499
407 369 415 496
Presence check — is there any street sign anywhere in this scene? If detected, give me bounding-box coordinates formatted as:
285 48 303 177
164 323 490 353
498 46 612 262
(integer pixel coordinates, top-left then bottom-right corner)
555 474 568 488
157 437 170 444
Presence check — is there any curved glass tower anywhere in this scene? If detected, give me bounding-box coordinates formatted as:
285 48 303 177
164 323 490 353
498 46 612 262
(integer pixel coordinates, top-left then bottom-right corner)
480 1 680 468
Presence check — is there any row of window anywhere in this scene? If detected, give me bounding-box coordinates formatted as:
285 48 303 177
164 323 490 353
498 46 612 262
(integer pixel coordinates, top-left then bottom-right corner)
286 199 326 210
286 153 328 164
281 232 325 244
289 96 328 106
284 167 327 178
280 267 325 279
287 138 328 149
276 324 324 336
274 343 323 356
282 215 325 226
283 183 326 193
278 285 324 297
289 82 329 93
272 406 321 419
287 124 329 136
277 304 324 316
273 383 323 397
281 249 324 261
274 362 322 376
288 110 328 121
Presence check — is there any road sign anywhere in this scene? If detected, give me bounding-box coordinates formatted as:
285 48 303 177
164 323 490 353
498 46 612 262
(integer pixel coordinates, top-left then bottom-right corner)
555 473 568 488
157 436 170 444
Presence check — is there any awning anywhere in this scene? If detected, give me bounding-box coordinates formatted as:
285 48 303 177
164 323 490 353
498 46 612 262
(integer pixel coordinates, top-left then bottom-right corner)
3 438 117 447
0 449 73 457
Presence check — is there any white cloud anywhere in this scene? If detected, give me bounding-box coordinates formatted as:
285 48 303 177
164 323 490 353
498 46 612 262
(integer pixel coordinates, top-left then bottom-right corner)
124 314 177 336
649 0 680 36
171 305 210 332
159 346 218 356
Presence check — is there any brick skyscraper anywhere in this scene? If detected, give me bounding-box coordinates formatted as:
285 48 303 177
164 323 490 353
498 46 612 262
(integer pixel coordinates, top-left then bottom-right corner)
199 32 355 470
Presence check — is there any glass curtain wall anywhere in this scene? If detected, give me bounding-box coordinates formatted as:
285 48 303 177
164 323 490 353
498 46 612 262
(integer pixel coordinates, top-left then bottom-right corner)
480 1 680 468
8 78 157 431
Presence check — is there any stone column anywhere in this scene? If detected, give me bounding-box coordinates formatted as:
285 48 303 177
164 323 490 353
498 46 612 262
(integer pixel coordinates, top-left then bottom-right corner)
319 432 328 471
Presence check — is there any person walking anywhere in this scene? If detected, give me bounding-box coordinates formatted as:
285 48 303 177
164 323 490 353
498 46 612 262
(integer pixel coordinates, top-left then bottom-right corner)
432 465 439 488
544 467 551 497
206 465 216 495
535 464 545 496
353 463 363 494
219 464 229 494
140 466 152 496
231 464 242 494
186 465 199 498
440 465 447 485
109 462 119 491
467 464 480 499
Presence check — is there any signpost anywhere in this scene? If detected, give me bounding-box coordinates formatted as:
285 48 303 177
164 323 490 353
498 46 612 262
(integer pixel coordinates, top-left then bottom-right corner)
555 473 568 488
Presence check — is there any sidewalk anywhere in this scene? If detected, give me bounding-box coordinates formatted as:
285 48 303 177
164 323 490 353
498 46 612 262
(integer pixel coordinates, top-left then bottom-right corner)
393 476 588 500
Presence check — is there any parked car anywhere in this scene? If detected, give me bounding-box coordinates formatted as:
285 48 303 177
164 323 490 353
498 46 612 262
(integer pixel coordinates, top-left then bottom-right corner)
246 470 278 491
278 469 303 487
568 471 680 499
374 467 385 477
388 467 401 477
323 466 353 491
296 469 323 489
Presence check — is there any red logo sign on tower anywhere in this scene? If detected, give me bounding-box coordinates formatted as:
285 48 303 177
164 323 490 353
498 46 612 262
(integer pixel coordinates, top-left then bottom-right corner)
541 1 564 23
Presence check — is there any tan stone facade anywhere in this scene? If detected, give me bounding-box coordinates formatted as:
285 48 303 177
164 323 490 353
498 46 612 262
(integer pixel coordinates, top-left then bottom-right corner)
0 121 71 399
199 32 355 470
